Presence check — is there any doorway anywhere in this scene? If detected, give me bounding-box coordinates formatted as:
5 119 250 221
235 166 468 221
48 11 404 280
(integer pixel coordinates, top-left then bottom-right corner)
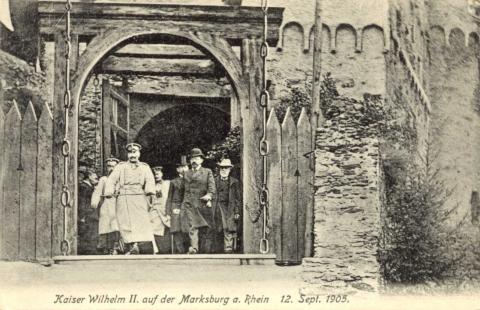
77 33 242 256
135 101 231 178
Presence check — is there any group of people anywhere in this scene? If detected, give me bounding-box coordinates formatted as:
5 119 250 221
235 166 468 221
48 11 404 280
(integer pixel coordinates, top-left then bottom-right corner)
78 143 242 255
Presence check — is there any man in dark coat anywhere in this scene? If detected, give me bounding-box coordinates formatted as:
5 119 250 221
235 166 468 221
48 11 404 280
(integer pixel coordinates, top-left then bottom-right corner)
150 166 172 254
78 170 99 255
182 148 216 254
166 156 189 254
213 159 242 253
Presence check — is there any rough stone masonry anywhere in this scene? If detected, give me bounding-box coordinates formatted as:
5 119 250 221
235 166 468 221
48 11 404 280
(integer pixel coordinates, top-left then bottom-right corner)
302 97 382 295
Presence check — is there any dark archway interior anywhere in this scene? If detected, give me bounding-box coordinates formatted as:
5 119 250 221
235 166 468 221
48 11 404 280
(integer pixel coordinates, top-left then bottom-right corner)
136 103 231 179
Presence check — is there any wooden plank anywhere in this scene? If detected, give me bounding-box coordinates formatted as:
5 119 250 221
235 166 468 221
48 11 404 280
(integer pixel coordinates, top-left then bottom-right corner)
241 39 263 254
19 102 38 261
280 108 298 264
3 101 22 260
266 109 282 257
39 19 282 44
101 56 217 76
296 108 312 260
112 83 130 160
38 2 284 34
110 89 129 106
71 34 79 71
230 95 240 128
114 44 206 58
0 105 5 259
39 0 239 5
52 33 78 256
311 0 324 121
36 102 54 261
128 79 233 98
66 95 79 255
102 79 113 170
52 33 64 257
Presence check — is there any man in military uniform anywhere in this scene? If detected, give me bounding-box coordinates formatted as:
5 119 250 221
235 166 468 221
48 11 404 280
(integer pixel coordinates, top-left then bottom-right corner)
91 157 121 255
104 143 157 255
166 156 189 254
182 148 216 254
78 170 99 255
213 158 242 253
150 166 172 254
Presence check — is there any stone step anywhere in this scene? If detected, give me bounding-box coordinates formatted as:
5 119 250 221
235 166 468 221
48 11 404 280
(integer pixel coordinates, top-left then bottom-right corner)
53 254 276 266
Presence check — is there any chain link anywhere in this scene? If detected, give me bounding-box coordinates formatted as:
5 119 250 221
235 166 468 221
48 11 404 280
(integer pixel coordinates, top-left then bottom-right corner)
258 0 269 255
60 0 72 256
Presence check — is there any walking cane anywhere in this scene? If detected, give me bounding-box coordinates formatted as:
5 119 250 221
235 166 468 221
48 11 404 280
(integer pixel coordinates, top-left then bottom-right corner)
171 234 174 254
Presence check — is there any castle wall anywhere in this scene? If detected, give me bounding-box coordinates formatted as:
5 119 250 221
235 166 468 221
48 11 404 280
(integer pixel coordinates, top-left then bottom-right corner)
266 0 390 295
303 97 383 294
387 0 431 159
244 0 389 103
427 0 480 225
78 76 106 178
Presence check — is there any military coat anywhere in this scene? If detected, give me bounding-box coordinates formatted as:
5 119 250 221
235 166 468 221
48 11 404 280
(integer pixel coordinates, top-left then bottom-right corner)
104 161 156 244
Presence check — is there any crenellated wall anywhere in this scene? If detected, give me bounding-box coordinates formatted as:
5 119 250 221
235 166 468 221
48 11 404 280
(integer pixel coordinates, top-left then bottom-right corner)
427 0 480 225
252 0 389 103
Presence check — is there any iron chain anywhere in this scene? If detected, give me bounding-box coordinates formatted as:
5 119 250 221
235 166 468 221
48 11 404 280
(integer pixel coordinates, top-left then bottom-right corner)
60 0 72 256
258 0 269 255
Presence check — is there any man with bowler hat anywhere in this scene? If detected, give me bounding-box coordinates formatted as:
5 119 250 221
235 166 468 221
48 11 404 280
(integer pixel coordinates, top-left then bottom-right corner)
213 158 242 253
91 157 121 254
104 143 157 254
182 148 216 254
166 155 190 254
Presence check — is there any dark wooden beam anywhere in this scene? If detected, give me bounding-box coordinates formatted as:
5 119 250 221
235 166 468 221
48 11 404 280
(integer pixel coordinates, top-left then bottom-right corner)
52 33 78 256
101 56 218 76
127 78 232 98
38 1 284 45
114 44 207 58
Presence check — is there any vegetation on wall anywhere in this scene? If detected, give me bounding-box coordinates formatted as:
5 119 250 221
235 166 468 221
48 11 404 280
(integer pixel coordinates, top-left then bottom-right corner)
275 72 339 122
206 126 241 165
379 105 480 288
205 73 339 174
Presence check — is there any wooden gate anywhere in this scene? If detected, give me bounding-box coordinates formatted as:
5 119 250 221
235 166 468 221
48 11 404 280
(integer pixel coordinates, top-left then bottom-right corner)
101 79 130 168
266 107 314 265
0 99 55 261
32 1 286 260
